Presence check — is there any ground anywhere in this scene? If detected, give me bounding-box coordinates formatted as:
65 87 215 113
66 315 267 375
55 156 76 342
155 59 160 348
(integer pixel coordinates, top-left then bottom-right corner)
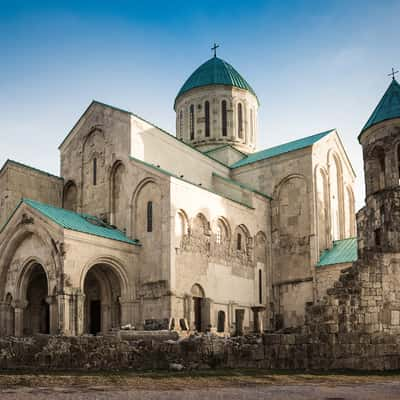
1 370 400 399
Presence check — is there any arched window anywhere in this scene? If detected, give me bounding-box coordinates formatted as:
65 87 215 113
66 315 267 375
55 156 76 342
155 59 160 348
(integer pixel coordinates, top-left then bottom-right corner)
147 201 153 232
205 101 210 137
179 110 184 138
221 100 227 137
93 158 97 186
259 269 263 304
216 225 222 244
237 103 243 138
237 232 242 250
250 108 254 143
190 105 195 140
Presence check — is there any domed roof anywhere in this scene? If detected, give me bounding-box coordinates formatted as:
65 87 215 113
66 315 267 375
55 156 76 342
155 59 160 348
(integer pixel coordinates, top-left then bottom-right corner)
175 56 258 105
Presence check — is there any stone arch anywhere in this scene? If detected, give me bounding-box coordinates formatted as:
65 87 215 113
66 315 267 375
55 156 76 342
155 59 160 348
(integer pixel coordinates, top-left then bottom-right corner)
0 223 61 301
328 151 345 241
274 174 310 237
314 165 330 251
367 145 386 194
254 231 267 263
19 262 51 335
81 127 106 208
175 209 189 247
129 177 159 237
2 293 14 336
191 283 205 332
109 161 125 228
191 213 210 237
233 224 251 252
63 180 78 211
79 256 129 298
345 185 356 237
80 257 130 334
214 217 231 245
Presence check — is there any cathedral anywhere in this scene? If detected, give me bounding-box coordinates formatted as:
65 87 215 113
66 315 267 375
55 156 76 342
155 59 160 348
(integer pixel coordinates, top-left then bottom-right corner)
0 51 397 338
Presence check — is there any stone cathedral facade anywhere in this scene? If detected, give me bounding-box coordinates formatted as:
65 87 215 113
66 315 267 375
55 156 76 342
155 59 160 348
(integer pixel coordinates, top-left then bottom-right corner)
1 54 395 338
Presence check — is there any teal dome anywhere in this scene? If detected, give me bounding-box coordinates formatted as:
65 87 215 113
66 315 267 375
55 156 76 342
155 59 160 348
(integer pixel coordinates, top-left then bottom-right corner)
175 57 258 105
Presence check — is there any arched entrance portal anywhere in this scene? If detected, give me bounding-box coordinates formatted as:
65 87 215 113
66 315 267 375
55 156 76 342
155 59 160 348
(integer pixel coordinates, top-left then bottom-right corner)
24 264 50 335
83 264 122 335
191 284 205 332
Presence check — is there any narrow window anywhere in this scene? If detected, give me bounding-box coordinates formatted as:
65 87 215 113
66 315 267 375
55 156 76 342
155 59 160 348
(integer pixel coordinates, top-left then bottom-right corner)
205 101 210 137
179 110 183 138
259 269 263 304
375 228 381 247
250 109 254 143
216 225 222 244
147 201 153 232
380 205 385 225
237 233 242 250
93 158 97 186
221 100 227 137
238 103 243 138
190 105 195 140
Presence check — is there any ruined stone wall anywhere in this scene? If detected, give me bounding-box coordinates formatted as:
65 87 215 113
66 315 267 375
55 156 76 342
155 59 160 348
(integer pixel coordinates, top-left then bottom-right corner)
1 332 400 371
315 263 351 301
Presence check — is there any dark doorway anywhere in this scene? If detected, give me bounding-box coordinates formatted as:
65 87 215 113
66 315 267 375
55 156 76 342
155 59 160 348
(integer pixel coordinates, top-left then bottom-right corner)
24 264 50 335
90 300 101 334
217 310 226 333
235 309 245 336
193 297 202 331
40 300 50 334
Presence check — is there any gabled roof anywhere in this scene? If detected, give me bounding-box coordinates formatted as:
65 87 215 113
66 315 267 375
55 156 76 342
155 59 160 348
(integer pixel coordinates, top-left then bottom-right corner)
231 129 335 168
175 57 258 105
359 78 400 139
0 159 62 181
18 199 139 245
317 238 357 267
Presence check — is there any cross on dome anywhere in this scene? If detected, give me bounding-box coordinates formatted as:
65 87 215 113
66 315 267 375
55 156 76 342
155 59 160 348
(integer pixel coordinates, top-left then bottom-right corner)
388 67 399 80
211 43 219 58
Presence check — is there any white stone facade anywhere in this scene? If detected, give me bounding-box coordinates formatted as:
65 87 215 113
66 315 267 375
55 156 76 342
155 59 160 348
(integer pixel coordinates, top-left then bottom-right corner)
0 58 358 336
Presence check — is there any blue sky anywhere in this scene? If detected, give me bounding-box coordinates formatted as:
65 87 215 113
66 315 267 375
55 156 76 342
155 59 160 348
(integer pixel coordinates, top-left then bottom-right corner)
0 0 399 209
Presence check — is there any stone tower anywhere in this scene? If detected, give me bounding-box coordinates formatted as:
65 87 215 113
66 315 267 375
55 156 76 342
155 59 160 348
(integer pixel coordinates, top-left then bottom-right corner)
357 78 400 257
174 55 259 154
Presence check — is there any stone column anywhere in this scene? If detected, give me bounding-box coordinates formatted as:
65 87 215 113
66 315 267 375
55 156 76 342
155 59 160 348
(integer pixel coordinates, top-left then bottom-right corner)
119 298 134 327
202 297 214 332
75 293 86 335
0 302 7 336
12 300 28 337
184 294 193 329
46 295 58 335
56 294 70 335
102 303 111 333
251 305 266 334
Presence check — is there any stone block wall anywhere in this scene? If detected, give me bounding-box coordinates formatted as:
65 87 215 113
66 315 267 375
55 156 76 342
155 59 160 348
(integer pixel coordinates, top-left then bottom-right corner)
1 332 400 371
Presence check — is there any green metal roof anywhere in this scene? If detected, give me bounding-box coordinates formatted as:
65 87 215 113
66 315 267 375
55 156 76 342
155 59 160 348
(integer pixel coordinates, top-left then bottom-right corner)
23 199 139 245
359 79 400 139
317 238 358 267
175 57 258 105
231 129 334 168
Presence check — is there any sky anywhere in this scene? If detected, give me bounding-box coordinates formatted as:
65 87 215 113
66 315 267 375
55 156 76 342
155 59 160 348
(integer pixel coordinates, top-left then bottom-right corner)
0 0 399 209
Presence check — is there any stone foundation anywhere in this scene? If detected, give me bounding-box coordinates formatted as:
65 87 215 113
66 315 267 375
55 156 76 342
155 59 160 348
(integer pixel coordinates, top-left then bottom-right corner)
1 332 400 371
